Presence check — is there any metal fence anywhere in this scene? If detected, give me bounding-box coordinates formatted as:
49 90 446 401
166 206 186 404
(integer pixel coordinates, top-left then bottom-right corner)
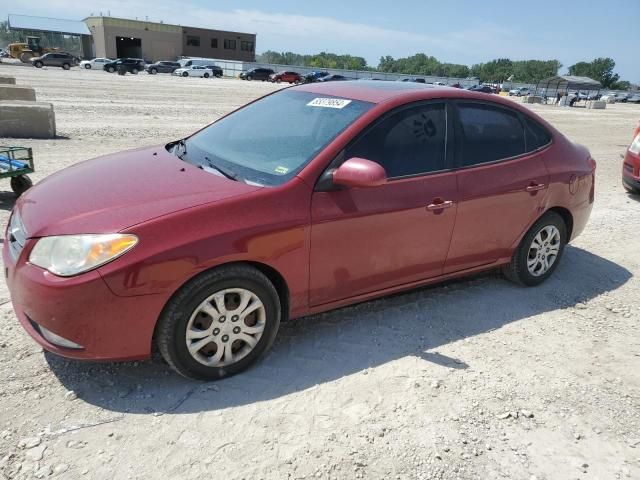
179 56 484 87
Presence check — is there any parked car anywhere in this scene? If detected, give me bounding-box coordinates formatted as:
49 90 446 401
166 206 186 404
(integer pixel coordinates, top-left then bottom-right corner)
399 78 426 83
509 87 530 96
434 81 447 86
316 74 348 82
204 65 224 78
269 71 302 84
303 71 329 83
4 81 595 380
239 68 274 81
145 61 181 74
622 122 640 194
468 85 494 94
103 58 145 74
628 93 640 103
30 52 78 70
172 65 214 78
614 92 629 103
79 57 113 69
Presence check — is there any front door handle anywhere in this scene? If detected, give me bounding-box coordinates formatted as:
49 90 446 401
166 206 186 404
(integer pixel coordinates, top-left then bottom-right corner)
525 182 546 192
426 199 454 211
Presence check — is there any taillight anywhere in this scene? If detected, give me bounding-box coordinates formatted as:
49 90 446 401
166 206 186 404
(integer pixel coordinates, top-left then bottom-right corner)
588 156 597 171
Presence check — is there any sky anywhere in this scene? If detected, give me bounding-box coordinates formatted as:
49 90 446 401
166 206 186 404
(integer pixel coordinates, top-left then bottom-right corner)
2 0 639 81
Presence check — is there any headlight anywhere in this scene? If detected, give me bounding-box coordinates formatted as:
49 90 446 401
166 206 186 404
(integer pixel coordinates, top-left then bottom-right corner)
629 133 640 156
29 234 138 277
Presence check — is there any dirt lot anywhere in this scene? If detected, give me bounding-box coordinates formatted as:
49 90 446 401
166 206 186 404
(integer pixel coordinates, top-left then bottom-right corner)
0 64 639 480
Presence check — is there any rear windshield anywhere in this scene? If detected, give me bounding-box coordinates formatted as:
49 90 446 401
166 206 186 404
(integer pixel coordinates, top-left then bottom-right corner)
185 90 373 186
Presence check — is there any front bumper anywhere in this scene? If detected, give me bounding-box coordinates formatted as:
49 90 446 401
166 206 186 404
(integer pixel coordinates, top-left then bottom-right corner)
623 173 640 191
3 240 167 361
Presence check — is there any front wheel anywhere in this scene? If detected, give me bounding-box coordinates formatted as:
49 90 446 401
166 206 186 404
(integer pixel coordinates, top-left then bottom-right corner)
203 73 210 78
156 265 281 380
34 61 43 68
246 75 252 81
107 66 115 73
84 64 91 69
182 72 188 77
150 68 157 74
131 68 138 74
503 211 567 286
10 175 33 196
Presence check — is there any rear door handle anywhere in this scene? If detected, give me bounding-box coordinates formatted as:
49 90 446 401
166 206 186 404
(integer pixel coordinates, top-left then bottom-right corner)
426 200 454 211
525 183 546 192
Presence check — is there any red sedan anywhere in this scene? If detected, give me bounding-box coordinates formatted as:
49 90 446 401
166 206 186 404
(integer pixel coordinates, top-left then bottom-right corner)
622 121 640 194
4 81 595 380
269 71 301 84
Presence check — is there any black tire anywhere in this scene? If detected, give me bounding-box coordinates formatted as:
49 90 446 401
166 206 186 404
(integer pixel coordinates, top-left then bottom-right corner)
623 182 639 195
183 72 188 77
131 68 138 75
34 61 43 68
150 68 157 74
276 78 282 84
216 73 222 78
503 211 567 286
156 265 281 380
107 66 115 73
246 75 253 81
62 63 70 70
84 64 91 69
203 72 210 78
10 175 33 197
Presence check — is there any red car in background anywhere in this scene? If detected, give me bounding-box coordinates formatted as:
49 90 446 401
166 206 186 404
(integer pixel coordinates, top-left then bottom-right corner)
4 81 595 380
622 121 640 194
269 71 302 84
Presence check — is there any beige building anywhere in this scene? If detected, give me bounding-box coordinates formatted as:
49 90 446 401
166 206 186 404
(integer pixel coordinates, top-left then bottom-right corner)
84 16 256 62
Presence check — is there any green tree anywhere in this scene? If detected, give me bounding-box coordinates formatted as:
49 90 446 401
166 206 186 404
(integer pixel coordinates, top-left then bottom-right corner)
568 57 620 88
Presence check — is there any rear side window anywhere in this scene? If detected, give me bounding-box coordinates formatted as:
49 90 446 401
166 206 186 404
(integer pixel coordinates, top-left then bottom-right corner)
456 103 525 167
524 116 552 152
345 103 447 178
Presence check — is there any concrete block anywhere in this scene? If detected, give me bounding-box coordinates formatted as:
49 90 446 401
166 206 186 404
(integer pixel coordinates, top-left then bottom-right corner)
522 96 543 104
0 85 36 101
0 76 16 85
587 100 606 110
0 101 56 138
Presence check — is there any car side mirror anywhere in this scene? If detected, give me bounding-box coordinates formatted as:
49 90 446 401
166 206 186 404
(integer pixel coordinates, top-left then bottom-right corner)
332 157 387 188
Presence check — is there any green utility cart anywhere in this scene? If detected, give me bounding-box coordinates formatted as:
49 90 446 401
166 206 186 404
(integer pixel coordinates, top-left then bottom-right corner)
0 146 34 196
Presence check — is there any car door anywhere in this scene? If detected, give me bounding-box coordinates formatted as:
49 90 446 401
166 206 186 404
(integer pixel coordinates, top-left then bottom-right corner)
309 101 458 306
443 101 550 274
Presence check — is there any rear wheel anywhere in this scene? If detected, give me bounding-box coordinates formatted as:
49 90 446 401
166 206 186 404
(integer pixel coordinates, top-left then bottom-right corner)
503 211 567 286
156 265 281 380
131 68 138 74
10 175 33 197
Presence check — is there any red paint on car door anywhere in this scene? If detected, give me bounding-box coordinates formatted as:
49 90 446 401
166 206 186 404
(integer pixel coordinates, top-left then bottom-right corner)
309 173 457 306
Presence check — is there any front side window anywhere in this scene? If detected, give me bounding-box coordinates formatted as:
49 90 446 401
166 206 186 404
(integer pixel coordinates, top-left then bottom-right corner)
184 90 373 186
345 103 447 178
186 35 200 47
456 103 525 167
224 39 236 50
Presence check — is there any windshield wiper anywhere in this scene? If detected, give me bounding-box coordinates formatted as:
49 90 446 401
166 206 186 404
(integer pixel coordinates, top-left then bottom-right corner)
201 156 238 181
172 139 188 160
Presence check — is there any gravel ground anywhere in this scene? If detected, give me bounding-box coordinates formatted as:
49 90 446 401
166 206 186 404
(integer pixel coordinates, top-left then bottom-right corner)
0 64 639 480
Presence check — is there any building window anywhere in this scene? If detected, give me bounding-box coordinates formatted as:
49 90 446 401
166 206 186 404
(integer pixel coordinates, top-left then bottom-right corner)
224 39 236 50
241 41 254 52
186 35 200 47
211 38 218 48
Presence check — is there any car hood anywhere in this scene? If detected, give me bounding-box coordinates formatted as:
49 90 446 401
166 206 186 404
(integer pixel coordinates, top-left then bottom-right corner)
17 146 262 237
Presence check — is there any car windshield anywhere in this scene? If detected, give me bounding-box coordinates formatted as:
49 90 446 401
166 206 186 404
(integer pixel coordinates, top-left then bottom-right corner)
183 90 373 186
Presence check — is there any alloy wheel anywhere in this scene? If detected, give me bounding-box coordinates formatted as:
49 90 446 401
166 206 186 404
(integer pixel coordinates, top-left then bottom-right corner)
185 288 266 367
527 225 561 276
